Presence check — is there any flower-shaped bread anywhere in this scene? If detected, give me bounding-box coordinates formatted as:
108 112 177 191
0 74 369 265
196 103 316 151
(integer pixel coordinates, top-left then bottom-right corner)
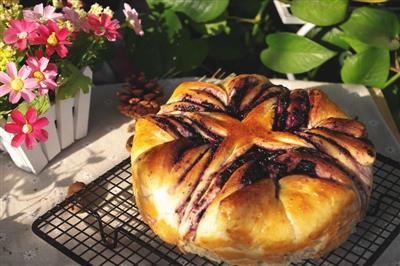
131 74 375 265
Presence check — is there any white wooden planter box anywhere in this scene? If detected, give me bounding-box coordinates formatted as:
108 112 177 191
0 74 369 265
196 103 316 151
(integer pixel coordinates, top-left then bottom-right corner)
0 67 93 174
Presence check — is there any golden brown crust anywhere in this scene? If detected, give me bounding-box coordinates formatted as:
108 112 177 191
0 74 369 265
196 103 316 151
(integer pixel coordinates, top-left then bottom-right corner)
131 75 375 265
308 89 349 128
316 117 366 138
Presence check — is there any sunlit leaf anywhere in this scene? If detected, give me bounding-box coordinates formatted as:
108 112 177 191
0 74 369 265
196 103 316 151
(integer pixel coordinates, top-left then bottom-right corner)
146 0 229 22
17 95 50 115
260 33 336 73
56 62 92 100
322 28 350 49
291 0 349 26
340 7 399 50
340 35 371 53
341 48 389 88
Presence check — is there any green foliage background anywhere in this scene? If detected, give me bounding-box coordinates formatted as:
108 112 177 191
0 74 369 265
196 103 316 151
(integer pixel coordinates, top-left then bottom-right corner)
124 0 400 128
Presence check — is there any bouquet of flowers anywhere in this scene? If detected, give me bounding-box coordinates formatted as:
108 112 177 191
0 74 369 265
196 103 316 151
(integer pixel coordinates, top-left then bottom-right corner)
0 0 142 150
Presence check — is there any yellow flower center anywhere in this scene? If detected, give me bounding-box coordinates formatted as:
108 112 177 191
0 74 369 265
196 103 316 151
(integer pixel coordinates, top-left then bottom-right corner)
17 31 28 39
33 70 44 81
47 32 58 46
22 123 33 134
10 78 24 91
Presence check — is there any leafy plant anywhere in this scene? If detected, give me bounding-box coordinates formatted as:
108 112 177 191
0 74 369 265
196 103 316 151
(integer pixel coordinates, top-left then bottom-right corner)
341 48 389 87
125 1 219 77
17 95 50 115
260 4 399 90
56 61 92 100
146 0 229 22
125 0 271 77
260 32 336 73
124 0 400 128
126 0 398 87
291 0 349 26
340 7 399 50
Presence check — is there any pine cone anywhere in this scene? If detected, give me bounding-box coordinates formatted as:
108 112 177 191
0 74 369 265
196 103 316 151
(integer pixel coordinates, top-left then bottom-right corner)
117 72 164 118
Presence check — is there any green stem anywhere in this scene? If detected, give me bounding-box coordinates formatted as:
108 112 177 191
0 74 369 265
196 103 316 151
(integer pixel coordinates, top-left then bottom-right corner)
383 72 400 89
252 0 270 36
228 16 259 24
228 0 270 29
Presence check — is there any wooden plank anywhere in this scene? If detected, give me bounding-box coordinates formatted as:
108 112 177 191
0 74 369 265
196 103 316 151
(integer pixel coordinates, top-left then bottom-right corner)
41 105 61 160
56 97 75 149
74 67 93 140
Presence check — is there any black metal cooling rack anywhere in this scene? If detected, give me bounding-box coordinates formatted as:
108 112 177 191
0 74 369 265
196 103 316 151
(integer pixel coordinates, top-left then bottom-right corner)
32 154 400 266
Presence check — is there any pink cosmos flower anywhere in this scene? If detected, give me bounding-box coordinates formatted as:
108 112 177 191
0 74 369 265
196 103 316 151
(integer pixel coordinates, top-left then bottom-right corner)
26 56 58 96
123 3 143 36
87 13 121 41
3 20 38 51
32 20 71 58
4 107 49 149
23 3 63 23
0 62 37 104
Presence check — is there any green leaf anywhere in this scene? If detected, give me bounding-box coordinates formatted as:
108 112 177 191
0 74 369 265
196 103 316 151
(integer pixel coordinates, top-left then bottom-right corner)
340 35 371 53
191 12 230 36
291 0 349 26
17 95 50 116
146 0 229 22
341 48 389 88
322 28 349 49
0 96 16 118
353 0 389 3
260 32 336 74
162 9 182 41
174 38 208 71
340 7 400 50
57 62 92 100
322 28 372 52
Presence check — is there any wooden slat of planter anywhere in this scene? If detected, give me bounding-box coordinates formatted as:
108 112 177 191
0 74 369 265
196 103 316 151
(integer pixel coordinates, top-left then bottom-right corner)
74 67 93 140
56 97 74 149
41 105 61 160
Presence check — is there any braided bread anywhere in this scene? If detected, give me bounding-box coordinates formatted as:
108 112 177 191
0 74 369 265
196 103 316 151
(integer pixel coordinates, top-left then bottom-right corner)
131 74 375 265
